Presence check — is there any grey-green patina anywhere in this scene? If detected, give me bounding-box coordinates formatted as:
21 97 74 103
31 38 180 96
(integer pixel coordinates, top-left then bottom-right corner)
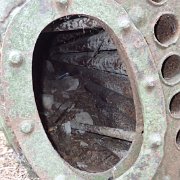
1 0 167 179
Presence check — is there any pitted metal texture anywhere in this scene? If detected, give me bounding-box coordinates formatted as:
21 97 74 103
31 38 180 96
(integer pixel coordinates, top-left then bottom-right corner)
0 0 179 179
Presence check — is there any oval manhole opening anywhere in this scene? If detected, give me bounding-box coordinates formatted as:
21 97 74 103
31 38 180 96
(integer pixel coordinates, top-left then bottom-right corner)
32 15 137 173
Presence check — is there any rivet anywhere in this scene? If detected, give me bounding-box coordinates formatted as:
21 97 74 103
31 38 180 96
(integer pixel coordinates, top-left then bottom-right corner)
55 175 66 180
163 175 171 180
150 133 162 148
119 17 131 31
145 77 156 90
9 50 24 67
129 6 145 26
58 0 68 5
20 121 34 134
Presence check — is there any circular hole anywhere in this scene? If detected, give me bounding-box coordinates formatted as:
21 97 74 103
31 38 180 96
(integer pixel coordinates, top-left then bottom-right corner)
162 54 180 84
108 177 114 180
151 0 164 3
176 130 180 148
33 15 137 173
170 92 180 118
154 14 179 45
149 0 167 6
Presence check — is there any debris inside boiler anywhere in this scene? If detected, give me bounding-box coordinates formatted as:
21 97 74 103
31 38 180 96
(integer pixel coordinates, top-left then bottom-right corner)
33 20 136 172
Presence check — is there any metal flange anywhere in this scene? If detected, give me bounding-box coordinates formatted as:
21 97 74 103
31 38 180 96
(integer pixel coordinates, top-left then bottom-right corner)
1 0 167 179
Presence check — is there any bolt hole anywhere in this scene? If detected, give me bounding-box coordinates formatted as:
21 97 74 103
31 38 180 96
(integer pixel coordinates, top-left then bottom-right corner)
151 0 165 3
170 92 180 118
176 130 180 148
161 54 180 84
154 14 179 45
108 177 114 180
149 0 167 6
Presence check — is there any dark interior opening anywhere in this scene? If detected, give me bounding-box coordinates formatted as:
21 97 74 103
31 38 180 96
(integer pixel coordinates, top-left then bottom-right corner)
33 15 136 173
176 130 180 147
162 54 180 83
170 92 180 118
151 0 164 3
154 14 178 44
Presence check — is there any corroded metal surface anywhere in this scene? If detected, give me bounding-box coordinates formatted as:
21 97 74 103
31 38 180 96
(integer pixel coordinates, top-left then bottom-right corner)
0 0 179 179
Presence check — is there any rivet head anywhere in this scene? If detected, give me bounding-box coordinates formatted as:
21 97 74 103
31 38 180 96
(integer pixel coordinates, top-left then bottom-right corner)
9 50 24 67
145 77 156 90
20 121 34 134
55 175 66 180
163 175 171 180
129 6 145 26
119 17 131 30
58 0 68 5
150 133 162 148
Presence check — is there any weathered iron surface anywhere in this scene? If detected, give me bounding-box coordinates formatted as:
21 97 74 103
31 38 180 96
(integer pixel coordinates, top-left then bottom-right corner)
0 0 179 179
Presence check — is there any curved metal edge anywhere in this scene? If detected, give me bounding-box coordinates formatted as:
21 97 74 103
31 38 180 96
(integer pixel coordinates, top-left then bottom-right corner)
1 0 167 179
